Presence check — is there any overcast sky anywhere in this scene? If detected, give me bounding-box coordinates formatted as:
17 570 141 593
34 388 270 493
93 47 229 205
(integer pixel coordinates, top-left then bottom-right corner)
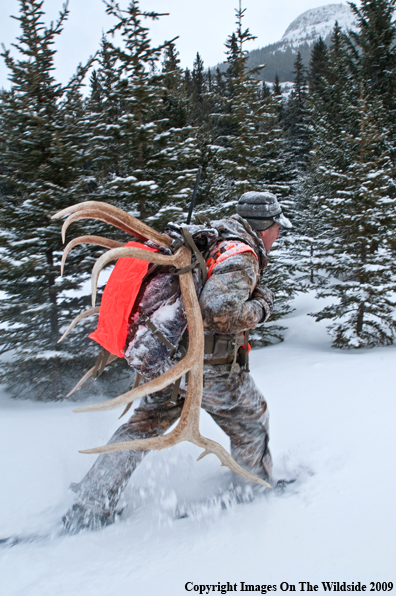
0 0 354 89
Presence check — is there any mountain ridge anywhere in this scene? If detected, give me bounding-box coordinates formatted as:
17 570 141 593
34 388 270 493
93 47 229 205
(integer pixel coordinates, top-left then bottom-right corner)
214 3 358 82
281 3 357 46
249 3 357 81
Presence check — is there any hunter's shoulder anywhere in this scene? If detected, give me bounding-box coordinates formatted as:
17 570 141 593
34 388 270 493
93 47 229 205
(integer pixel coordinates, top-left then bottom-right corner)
211 214 268 270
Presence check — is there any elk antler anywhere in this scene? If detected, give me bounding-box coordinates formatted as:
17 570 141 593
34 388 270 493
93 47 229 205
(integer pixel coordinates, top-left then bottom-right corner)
52 201 172 248
54 201 271 488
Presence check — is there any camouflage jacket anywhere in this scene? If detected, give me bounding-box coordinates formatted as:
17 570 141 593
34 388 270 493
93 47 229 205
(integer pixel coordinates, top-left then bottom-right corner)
199 214 273 335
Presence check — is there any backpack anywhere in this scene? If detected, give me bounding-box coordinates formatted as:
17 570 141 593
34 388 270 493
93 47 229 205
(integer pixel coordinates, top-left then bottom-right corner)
73 223 258 393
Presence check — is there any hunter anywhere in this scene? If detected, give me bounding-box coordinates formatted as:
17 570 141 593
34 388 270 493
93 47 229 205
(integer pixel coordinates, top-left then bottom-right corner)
63 191 292 533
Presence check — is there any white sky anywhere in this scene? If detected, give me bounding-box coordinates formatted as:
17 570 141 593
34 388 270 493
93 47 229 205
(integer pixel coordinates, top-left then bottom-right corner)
0 0 354 89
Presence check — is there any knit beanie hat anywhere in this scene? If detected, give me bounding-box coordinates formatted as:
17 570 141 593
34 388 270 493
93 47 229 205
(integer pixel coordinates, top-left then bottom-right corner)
237 191 292 231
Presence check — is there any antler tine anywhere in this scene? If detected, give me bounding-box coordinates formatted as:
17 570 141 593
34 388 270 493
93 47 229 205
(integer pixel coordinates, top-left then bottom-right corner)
90 246 187 308
67 365 96 398
192 437 272 488
67 353 118 398
58 306 100 344
61 236 124 276
61 209 145 244
52 200 172 248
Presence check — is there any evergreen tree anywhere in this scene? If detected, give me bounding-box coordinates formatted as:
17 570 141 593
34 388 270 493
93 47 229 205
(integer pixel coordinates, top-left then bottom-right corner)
308 36 329 97
87 0 200 227
261 81 271 99
272 73 282 96
160 42 188 129
282 52 311 173
300 23 360 290
192 52 206 99
84 35 122 193
309 94 396 347
183 68 192 96
209 4 289 209
0 0 97 399
348 0 396 115
214 67 226 96
189 52 214 126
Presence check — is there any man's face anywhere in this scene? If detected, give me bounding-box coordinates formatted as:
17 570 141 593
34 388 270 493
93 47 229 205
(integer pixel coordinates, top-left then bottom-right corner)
259 222 281 253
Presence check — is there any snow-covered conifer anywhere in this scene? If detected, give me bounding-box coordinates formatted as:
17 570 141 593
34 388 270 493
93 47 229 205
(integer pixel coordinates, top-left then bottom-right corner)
272 73 282 97
209 5 289 212
90 0 200 227
308 37 329 97
282 52 311 174
348 1 396 115
310 93 396 348
0 0 98 399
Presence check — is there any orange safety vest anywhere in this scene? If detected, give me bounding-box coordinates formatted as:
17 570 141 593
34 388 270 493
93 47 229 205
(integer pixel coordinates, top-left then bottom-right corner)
206 239 258 279
89 241 158 358
206 240 258 355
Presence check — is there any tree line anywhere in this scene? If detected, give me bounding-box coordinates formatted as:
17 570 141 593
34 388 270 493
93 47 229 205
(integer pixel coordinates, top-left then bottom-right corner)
0 0 395 400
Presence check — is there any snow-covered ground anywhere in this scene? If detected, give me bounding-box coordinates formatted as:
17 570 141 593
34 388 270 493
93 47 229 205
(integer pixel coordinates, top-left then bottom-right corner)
1 292 395 596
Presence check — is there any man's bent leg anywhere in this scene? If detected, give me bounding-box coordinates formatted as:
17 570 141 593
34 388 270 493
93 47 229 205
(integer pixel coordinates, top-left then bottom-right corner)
63 386 183 533
202 364 272 482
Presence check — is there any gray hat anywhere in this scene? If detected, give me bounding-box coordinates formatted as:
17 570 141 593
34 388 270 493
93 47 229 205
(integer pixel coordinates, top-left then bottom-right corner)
237 191 292 231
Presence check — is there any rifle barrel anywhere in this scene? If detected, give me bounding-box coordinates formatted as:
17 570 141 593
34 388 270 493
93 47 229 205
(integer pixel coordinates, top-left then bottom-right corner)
186 166 202 225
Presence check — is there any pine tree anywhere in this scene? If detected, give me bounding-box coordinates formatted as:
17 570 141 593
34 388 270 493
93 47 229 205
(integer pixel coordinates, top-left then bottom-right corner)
282 52 311 173
348 0 396 115
261 81 271 99
189 52 214 126
87 0 200 227
208 4 289 210
160 42 188 129
214 67 226 96
192 52 206 99
0 0 98 399
310 94 396 348
272 73 282 96
199 4 296 343
308 36 329 98
300 23 360 290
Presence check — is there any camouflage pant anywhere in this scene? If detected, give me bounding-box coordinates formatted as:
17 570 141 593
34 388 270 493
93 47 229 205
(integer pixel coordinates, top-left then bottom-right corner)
63 363 271 532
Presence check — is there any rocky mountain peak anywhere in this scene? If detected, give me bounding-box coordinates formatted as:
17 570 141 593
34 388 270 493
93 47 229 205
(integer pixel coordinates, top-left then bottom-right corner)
281 3 357 46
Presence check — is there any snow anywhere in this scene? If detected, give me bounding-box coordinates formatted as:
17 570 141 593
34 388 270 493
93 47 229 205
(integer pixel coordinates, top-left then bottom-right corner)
1 291 395 595
280 3 358 48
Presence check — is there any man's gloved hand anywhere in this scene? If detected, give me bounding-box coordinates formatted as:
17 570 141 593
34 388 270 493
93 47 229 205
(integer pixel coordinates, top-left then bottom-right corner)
252 284 274 322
